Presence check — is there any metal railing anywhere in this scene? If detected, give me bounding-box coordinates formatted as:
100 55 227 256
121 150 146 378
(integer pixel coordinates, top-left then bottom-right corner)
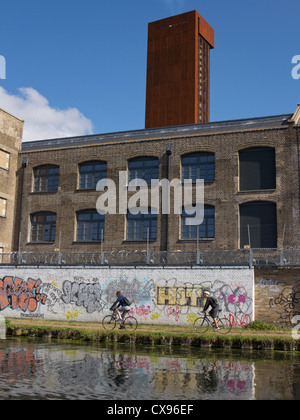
1 248 300 267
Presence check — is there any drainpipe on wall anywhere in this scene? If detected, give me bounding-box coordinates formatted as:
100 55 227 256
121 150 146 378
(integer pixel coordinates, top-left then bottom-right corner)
17 157 28 265
165 143 173 258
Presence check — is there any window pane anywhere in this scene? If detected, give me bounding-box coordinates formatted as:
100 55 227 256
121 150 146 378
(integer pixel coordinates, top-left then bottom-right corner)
30 212 56 242
79 161 107 190
129 157 159 185
181 205 215 239
76 210 105 241
240 202 277 248
182 153 215 183
33 166 59 192
239 148 276 191
127 210 157 240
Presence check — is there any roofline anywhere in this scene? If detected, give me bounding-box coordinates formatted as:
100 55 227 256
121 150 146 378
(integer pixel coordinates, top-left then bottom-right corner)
21 113 293 152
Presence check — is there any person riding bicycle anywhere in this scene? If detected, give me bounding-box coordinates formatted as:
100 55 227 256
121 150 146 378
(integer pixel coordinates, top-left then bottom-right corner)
203 291 220 331
110 291 131 329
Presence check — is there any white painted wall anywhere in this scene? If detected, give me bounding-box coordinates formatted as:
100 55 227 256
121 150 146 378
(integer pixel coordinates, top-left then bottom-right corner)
0 266 254 327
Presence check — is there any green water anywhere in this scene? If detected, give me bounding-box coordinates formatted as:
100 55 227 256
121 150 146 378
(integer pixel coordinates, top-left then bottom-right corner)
0 338 299 400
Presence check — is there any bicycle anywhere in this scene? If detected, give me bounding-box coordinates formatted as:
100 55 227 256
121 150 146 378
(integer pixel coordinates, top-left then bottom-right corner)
193 310 232 335
102 309 138 332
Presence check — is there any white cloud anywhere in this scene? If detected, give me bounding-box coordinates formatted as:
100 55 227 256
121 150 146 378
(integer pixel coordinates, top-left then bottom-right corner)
0 87 94 142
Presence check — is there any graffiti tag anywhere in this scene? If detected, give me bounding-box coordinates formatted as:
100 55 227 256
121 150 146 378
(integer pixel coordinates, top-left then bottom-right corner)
0 276 47 312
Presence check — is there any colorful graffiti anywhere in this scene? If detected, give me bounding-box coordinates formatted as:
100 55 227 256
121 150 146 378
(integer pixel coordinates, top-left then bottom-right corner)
0 276 47 313
0 268 254 325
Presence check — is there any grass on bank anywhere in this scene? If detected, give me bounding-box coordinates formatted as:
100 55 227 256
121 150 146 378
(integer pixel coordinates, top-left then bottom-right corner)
5 318 300 352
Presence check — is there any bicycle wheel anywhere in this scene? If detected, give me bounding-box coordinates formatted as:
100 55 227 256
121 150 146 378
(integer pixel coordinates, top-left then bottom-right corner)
217 318 232 334
102 315 116 330
194 316 210 334
124 316 138 332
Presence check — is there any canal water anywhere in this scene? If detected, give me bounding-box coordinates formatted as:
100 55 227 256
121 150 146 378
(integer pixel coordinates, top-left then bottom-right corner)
0 338 299 400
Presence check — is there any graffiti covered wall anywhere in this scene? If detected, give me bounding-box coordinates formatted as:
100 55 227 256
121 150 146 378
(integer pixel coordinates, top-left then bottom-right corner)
255 268 300 326
0 267 255 326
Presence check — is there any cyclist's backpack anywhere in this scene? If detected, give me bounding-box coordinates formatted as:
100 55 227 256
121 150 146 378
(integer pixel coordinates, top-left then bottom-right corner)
123 296 132 306
212 296 219 306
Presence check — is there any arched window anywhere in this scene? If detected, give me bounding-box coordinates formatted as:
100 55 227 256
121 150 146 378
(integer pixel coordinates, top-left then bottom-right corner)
33 165 59 192
181 205 215 239
128 157 159 185
239 147 276 191
76 209 105 242
79 161 107 190
30 212 56 242
182 152 215 183
240 201 277 248
127 209 157 241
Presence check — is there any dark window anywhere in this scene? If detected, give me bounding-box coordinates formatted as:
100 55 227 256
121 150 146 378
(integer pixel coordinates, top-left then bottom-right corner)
30 212 56 242
128 157 159 185
76 210 105 242
33 165 59 192
182 152 215 183
239 147 276 191
79 161 107 190
127 210 157 241
240 201 277 248
181 205 215 239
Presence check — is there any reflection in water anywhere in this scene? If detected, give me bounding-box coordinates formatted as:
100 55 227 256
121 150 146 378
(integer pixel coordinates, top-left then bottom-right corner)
0 338 299 400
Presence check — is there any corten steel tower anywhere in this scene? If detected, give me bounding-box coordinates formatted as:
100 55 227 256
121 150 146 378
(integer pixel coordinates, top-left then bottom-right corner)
145 10 214 129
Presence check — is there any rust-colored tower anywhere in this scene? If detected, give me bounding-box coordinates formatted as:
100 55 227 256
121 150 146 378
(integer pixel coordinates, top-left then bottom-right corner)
145 10 214 128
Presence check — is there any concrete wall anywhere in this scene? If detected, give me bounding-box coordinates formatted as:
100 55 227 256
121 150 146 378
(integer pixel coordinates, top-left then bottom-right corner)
0 266 254 326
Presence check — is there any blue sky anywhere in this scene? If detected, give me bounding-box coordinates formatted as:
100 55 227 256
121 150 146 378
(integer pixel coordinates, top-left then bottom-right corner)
0 0 299 141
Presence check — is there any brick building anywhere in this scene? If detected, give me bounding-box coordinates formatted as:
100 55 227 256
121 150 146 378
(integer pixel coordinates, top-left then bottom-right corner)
14 106 300 257
1 10 300 264
0 109 23 254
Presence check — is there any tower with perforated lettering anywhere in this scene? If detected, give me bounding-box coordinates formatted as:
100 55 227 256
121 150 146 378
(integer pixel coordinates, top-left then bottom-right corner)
145 10 215 128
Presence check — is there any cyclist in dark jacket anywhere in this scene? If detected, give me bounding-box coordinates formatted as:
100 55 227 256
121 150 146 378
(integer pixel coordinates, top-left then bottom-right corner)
110 291 131 328
203 291 220 331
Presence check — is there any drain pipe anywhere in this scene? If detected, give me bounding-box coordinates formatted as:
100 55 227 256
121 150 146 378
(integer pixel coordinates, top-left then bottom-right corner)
165 143 173 257
17 157 28 264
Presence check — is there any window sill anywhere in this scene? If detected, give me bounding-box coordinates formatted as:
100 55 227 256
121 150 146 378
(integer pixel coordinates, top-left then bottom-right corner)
27 242 55 245
30 191 58 195
75 189 99 193
122 240 157 244
72 241 103 244
238 189 276 194
177 238 215 243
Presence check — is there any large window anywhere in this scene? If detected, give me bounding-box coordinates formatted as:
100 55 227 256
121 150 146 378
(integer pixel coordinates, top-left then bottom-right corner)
239 147 276 191
181 205 215 240
33 165 59 192
76 210 105 242
128 157 159 185
79 161 107 190
30 212 56 243
127 210 157 241
240 201 277 249
182 152 215 183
